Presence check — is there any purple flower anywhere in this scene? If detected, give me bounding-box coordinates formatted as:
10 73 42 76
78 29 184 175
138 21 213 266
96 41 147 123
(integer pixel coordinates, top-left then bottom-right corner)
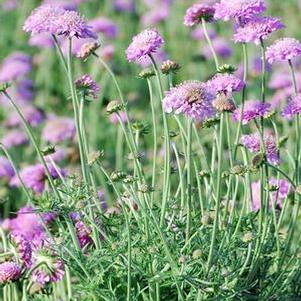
2 0 17 11
250 57 272 77
142 5 170 26
207 74 245 94
191 27 217 40
282 94 301 118
0 52 32 82
42 116 76 143
163 80 215 121
266 38 301 64
113 0 135 12
202 37 232 59
136 49 166 68
214 0 266 22
29 33 55 49
23 5 65 36
0 156 14 180
269 72 293 90
109 112 127 124
184 3 215 26
240 133 280 165
89 17 118 39
233 16 284 45
75 74 100 99
232 100 271 124
126 29 164 62
11 234 32 268
251 178 292 211
42 0 77 11
75 220 93 248
45 146 67 163
0 262 22 284
6 106 44 128
1 130 29 149
10 163 63 193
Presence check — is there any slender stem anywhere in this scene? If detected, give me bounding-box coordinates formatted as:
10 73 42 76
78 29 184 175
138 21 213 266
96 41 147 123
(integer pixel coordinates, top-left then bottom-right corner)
201 18 219 69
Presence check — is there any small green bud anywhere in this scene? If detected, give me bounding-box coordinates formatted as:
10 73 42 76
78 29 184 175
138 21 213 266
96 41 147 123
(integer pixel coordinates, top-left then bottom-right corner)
106 100 124 114
41 145 56 156
138 68 155 79
217 64 237 74
161 60 181 75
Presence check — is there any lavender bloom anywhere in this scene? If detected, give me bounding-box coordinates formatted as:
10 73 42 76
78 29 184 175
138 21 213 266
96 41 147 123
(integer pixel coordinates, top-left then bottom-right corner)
191 27 217 40
0 156 14 180
99 44 115 61
29 33 55 49
2 130 29 149
233 100 271 124
12 234 32 268
75 220 93 248
137 49 166 68
45 146 67 163
163 80 215 121
126 29 164 62
89 17 118 39
266 38 301 64
10 163 63 193
109 112 127 124
75 74 100 99
23 5 65 36
15 79 34 103
214 0 266 22
42 0 77 11
184 3 215 26
202 37 232 59
240 133 280 165
251 178 292 211
42 116 76 143
269 72 293 90
282 94 301 118
113 0 135 12
2 0 17 11
250 57 272 77
233 16 284 45
0 52 32 82
142 5 170 26
6 106 44 128
0 262 22 284
207 74 245 94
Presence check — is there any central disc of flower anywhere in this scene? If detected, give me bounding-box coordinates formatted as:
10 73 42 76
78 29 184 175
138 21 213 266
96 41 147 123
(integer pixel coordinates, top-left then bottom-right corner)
186 88 204 104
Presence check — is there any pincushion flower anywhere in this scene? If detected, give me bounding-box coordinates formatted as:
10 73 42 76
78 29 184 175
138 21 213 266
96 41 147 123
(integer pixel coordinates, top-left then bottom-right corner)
232 100 271 124
266 38 301 64
10 163 63 193
75 74 100 99
240 133 280 165
12 234 32 268
233 16 284 45
114 0 135 12
207 74 245 94
126 28 164 62
0 262 22 284
184 3 215 26
42 116 76 143
2 130 29 149
163 80 215 121
214 0 266 22
0 156 14 180
89 17 118 39
282 94 301 118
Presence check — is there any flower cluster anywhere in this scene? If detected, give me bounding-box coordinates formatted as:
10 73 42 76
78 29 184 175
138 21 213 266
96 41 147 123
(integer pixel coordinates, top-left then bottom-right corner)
184 3 215 26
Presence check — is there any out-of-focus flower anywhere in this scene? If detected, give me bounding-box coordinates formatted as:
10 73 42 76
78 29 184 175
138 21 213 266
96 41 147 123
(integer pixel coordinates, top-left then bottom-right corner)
233 16 284 45
0 262 22 284
142 5 170 26
251 178 292 211
75 74 100 99
282 94 301 118
126 29 164 62
113 0 135 12
266 38 301 64
240 133 280 165
42 116 76 143
163 80 215 121
191 27 216 40
2 0 17 11
184 3 215 26
269 72 294 90
77 41 100 59
29 33 55 49
6 106 44 128
1 130 29 149
99 44 115 61
0 52 32 82
137 49 166 68
10 163 63 193
42 0 77 11
232 100 271 124
251 57 271 77
11 234 32 268
202 37 232 59
214 0 266 22
44 146 67 163
0 156 14 180
89 17 118 39
207 74 245 94
109 112 127 124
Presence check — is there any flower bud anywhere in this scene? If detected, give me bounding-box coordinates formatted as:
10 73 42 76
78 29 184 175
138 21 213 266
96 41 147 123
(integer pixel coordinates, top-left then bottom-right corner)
106 100 124 115
161 60 181 75
78 41 100 60
138 68 155 79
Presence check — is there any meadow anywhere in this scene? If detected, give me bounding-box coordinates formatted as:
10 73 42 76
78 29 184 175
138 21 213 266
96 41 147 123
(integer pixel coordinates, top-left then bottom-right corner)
0 0 301 300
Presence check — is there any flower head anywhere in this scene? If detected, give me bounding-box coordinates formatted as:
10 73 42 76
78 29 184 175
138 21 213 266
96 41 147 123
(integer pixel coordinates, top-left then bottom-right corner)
184 3 215 26
126 29 164 62
232 100 271 124
75 74 100 99
214 0 266 22
0 156 14 180
163 80 215 121
233 16 284 45
0 262 22 284
11 234 32 268
202 37 232 59
266 38 301 64
207 74 245 94
89 17 118 39
1 130 29 149
281 94 301 118
42 116 76 143
240 133 280 165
